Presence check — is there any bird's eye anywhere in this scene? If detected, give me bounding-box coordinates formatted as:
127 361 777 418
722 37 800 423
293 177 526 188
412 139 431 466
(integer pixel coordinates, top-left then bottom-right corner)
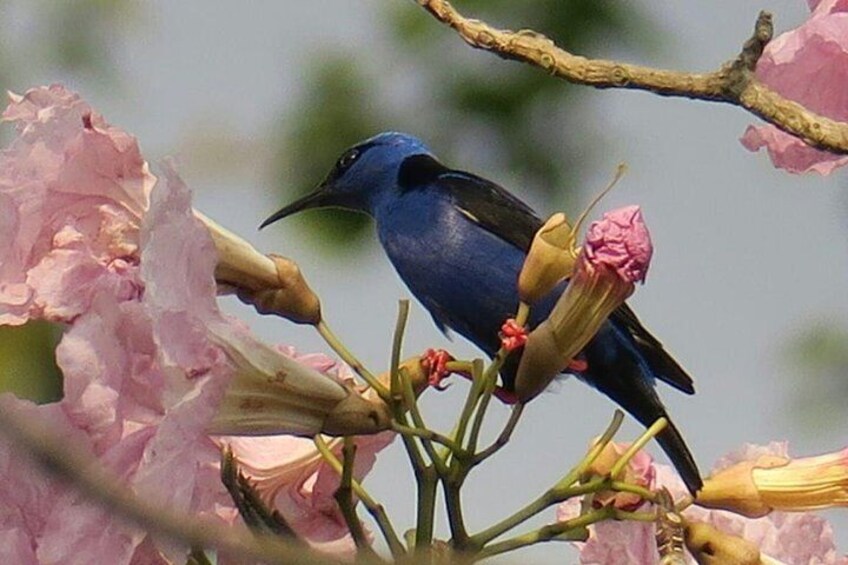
337 149 360 170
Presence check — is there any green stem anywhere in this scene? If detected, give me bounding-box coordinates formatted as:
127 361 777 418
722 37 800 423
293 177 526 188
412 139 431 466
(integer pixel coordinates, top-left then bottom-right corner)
316 320 389 401
389 300 410 403
610 480 657 504
472 403 524 466
554 410 625 490
313 436 405 558
609 417 667 480
515 301 530 327
451 359 486 456
475 507 617 561
472 477 605 546
414 464 439 550
391 422 463 458
333 438 377 557
399 368 451 476
443 477 472 549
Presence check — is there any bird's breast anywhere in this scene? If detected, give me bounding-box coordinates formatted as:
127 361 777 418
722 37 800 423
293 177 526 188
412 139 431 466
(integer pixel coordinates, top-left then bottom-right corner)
376 195 526 353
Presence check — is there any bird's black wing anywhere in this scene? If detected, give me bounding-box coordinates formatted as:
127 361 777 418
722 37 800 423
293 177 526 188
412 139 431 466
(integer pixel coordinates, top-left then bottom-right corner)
610 303 695 394
440 171 543 252
397 154 695 394
396 154 542 252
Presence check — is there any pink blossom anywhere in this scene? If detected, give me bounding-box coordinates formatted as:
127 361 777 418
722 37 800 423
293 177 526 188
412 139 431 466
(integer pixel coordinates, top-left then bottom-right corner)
222 429 394 557
558 443 847 564
584 206 652 284
0 85 152 325
583 441 656 511
740 1 848 174
0 85 390 563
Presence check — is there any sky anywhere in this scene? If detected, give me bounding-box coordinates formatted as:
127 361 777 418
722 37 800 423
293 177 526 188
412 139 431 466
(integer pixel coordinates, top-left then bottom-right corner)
7 1 846 562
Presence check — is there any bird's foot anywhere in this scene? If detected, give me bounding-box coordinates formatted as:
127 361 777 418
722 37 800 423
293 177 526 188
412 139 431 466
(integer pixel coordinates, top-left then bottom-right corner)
491 387 519 404
421 348 456 390
499 318 528 351
566 356 588 372
420 348 519 404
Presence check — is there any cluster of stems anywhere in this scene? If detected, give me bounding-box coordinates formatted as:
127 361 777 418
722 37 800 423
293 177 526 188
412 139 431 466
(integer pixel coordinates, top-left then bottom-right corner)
225 298 689 563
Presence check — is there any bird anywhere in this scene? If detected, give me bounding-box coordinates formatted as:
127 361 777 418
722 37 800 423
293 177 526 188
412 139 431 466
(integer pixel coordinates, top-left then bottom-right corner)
261 132 703 494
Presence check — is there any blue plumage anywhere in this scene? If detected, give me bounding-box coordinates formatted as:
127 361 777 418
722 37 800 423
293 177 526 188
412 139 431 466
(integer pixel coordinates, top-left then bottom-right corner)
262 132 702 493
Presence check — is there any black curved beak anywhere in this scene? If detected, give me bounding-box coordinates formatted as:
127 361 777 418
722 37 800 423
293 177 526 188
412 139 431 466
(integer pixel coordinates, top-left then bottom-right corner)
259 186 333 230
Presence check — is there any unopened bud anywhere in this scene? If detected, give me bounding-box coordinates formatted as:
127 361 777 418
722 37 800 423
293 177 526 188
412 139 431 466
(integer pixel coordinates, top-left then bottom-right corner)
518 213 578 303
196 211 321 324
685 522 762 565
585 440 655 510
239 255 321 325
696 448 848 517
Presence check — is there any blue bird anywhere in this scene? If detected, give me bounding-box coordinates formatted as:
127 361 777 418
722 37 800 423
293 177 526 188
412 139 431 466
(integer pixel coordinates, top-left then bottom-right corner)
261 132 702 494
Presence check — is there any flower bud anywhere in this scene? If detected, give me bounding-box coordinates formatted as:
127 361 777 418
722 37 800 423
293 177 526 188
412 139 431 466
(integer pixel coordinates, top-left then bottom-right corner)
238 254 321 325
517 213 578 303
585 440 655 510
696 448 848 517
196 212 321 324
516 206 652 402
208 324 390 438
684 522 762 565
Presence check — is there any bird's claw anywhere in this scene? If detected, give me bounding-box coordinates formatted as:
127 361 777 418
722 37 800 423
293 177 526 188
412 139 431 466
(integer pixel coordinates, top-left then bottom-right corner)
421 348 455 390
499 318 528 351
566 355 588 372
492 387 519 404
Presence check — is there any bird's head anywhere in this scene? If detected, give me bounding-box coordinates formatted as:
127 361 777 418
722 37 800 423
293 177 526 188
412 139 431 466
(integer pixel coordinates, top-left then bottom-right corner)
260 132 432 228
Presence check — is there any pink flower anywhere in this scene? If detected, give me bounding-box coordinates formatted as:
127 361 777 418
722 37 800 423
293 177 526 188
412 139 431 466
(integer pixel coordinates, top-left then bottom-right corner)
584 206 652 285
583 441 656 511
558 442 847 564
515 206 653 401
0 85 391 563
0 86 153 325
222 429 394 557
740 1 848 174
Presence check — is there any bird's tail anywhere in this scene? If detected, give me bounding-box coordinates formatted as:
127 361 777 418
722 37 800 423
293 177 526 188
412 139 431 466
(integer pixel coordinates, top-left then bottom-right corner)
581 326 703 494
654 417 703 495
596 374 703 494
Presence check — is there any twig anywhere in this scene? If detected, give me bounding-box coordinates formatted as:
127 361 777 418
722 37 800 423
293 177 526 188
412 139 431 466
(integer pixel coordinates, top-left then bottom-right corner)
471 403 524 466
334 438 379 557
392 421 463 458
470 411 624 546
0 409 324 564
609 417 667 480
316 319 390 401
313 435 406 559
418 1 848 155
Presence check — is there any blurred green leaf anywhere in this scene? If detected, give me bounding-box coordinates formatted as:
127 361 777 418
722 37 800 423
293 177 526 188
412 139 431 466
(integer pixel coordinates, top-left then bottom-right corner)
783 323 848 433
0 322 62 403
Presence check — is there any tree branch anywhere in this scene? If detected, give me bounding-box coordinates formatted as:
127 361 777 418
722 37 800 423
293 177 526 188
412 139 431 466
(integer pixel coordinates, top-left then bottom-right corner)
417 1 848 155
0 409 324 564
